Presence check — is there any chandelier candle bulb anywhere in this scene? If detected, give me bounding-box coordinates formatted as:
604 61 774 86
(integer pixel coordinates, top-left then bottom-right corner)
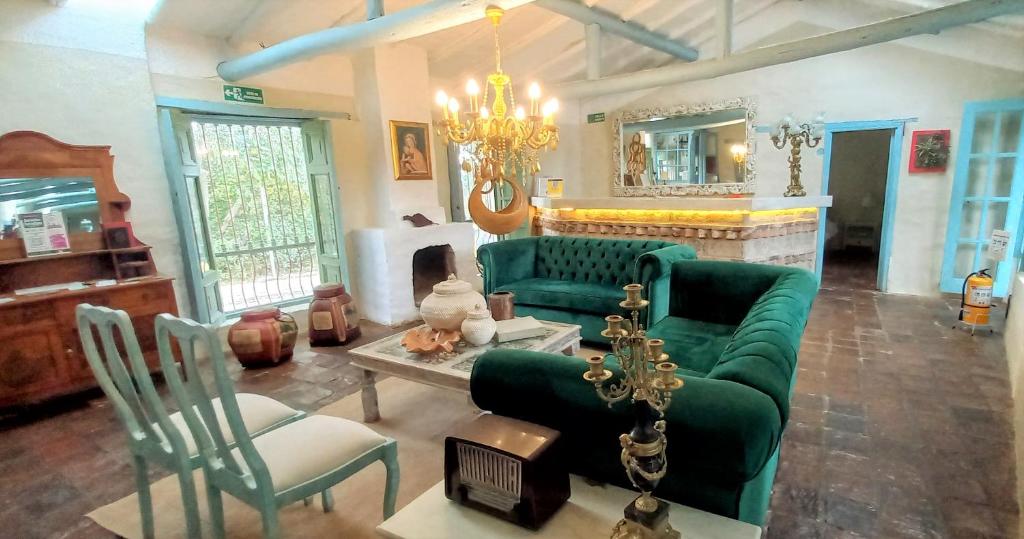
466 79 480 112
529 82 541 115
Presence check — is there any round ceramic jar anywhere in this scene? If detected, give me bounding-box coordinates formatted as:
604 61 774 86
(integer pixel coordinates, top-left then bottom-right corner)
419 274 485 331
461 304 497 346
227 307 298 368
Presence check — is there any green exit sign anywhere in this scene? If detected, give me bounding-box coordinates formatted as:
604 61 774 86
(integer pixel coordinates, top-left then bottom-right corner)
223 85 264 104
587 112 606 124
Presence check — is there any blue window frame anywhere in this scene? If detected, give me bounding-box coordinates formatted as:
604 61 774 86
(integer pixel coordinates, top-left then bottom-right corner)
940 99 1024 298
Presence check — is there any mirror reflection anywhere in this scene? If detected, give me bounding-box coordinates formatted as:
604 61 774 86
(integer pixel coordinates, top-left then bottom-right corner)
0 176 99 240
622 108 748 187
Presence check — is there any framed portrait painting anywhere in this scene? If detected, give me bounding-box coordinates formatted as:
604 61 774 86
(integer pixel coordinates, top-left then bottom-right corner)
390 121 433 180
909 129 951 173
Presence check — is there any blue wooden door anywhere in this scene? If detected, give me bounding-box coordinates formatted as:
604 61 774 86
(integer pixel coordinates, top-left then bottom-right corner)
940 99 1024 297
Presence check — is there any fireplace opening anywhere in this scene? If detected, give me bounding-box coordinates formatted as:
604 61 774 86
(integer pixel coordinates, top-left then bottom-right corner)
412 244 457 306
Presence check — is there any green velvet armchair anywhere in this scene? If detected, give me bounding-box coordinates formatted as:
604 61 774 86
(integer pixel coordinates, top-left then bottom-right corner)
477 236 696 345
470 260 818 526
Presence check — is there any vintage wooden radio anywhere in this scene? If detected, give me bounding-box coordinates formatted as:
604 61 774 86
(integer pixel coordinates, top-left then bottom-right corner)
444 414 570 529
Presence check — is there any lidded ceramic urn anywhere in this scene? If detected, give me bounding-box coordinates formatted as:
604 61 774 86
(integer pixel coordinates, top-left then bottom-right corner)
227 307 298 368
461 304 497 345
419 274 486 331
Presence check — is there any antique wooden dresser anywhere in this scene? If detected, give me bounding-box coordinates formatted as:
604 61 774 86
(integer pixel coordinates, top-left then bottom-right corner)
0 131 178 407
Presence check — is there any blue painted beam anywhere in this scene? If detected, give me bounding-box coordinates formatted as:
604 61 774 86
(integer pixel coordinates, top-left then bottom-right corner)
217 0 537 82
536 0 698 62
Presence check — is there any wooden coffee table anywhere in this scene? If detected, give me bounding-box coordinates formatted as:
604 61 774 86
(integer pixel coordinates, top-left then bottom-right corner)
349 320 581 422
377 476 761 538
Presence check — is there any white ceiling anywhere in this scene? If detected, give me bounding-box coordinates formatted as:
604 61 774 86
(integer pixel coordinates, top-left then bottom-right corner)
148 0 1024 86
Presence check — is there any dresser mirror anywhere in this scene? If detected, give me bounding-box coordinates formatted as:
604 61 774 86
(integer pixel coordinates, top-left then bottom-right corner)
613 97 756 196
0 176 100 240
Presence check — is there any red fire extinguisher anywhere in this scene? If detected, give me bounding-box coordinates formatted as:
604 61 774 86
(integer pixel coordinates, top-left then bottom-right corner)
958 269 993 330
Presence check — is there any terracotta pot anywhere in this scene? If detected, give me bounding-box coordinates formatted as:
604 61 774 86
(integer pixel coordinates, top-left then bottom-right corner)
308 283 361 347
419 274 485 331
227 308 298 368
487 291 515 321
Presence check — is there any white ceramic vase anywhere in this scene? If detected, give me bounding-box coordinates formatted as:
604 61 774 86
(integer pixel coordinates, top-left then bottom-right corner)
461 305 497 346
419 274 486 331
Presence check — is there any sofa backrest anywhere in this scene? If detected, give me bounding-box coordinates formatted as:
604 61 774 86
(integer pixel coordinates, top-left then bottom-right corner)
707 268 818 426
533 236 676 287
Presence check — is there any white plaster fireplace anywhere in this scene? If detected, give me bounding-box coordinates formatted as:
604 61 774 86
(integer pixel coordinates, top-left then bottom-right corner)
352 217 480 326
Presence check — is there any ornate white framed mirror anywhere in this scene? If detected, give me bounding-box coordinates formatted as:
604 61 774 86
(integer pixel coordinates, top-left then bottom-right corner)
613 97 756 196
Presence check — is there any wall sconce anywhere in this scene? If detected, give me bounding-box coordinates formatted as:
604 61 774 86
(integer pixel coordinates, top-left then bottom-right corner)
771 113 825 197
729 143 747 181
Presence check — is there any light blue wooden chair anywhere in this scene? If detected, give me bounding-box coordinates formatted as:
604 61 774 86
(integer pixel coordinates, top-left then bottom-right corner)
76 304 306 539
154 313 400 539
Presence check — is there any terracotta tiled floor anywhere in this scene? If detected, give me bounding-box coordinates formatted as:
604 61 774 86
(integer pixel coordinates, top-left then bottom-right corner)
764 258 1018 538
0 264 1017 538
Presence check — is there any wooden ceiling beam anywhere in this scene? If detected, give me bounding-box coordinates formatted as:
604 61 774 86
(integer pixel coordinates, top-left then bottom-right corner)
535 0 699 61
557 0 1024 98
217 0 538 81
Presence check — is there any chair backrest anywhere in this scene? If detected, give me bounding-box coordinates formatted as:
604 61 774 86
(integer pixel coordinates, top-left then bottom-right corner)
533 236 675 287
75 304 186 458
154 313 273 495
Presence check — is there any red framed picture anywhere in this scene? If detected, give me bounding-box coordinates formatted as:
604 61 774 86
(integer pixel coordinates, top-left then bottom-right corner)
909 129 951 173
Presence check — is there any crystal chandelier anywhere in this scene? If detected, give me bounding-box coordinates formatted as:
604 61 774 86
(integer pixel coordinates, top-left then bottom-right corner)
433 6 560 184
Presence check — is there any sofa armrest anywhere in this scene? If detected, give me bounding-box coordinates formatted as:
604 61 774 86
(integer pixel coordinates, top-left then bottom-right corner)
709 268 818 425
636 244 697 327
471 349 783 485
477 238 538 295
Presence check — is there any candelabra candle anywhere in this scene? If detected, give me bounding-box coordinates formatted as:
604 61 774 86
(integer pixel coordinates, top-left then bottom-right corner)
583 284 683 539
585 355 612 382
604 314 624 336
647 339 665 362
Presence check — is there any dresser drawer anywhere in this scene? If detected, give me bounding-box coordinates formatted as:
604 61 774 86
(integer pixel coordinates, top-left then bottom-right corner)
0 303 55 327
0 326 68 402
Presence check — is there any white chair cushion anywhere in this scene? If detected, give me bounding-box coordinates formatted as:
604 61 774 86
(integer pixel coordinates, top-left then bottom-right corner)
163 393 302 457
232 415 389 493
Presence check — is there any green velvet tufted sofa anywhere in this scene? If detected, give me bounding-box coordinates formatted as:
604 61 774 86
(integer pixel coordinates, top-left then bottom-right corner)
477 236 696 345
470 260 818 526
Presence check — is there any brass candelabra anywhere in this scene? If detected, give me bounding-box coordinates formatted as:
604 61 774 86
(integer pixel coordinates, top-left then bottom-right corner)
584 284 684 539
771 115 824 197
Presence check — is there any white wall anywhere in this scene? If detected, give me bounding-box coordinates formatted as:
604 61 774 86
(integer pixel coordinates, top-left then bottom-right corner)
352 43 444 226
543 22 1024 296
0 0 189 310
0 0 451 316
1007 273 1024 538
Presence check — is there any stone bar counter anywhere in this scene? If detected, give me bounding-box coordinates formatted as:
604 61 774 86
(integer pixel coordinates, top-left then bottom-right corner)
531 196 833 271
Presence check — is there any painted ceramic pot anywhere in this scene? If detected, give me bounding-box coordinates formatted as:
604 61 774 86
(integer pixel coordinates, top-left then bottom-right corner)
419 274 485 331
461 304 497 346
227 307 298 368
308 283 361 347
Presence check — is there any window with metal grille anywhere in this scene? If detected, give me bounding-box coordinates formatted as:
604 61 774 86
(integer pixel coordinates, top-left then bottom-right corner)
189 119 322 314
